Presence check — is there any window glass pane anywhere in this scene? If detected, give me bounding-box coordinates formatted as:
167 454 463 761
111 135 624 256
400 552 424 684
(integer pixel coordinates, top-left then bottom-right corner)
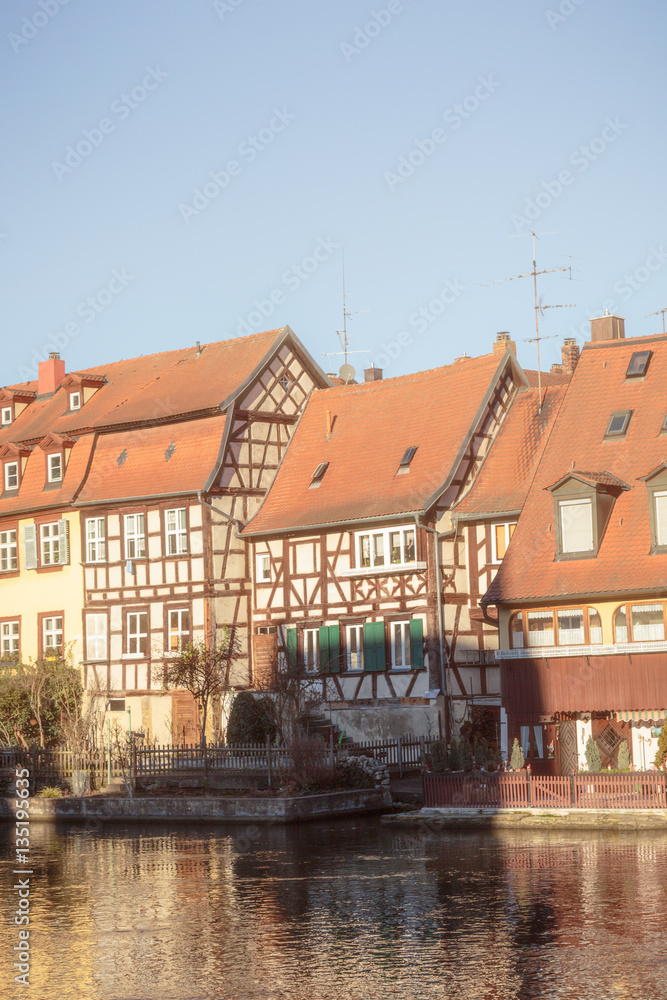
495 524 507 559
359 535 370 567
348 625 364 670
389 531 401 564
588 608 602 644
614 606 627 643
403 529 415 562
631 603 665 641
560 500 593 553
557 609 584 645
527 611 554 647
511 616 524 649
372 534 384 566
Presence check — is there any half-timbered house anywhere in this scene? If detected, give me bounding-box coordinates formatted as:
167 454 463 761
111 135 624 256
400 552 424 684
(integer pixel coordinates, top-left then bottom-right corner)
242 341 533 742
0 327 329 743
484 315 667 773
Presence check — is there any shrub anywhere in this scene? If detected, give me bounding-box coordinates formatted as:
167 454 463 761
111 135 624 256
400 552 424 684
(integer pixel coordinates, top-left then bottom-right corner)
585 736 601 772
460 739 474 772
617 740 631 770
287 735 336 791
338 756 379 789
36 786 63 798
654 725 667 768
510 738 524 771
226 692 276 745
473 736 498 771
430 740 449 772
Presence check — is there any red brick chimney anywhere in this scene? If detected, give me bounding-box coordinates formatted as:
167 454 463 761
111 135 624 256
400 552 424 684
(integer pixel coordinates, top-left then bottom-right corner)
364 366 383 382
590 313 625 342
38 353 66 395
493 332 516 355
560 338 580 375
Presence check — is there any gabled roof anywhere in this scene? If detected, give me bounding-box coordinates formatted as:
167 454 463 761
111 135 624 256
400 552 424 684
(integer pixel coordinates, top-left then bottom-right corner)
523 369 571 387
453 385 566 519
242 350 525 535
546 469 631 492
0 327 326 445
485 333 667 603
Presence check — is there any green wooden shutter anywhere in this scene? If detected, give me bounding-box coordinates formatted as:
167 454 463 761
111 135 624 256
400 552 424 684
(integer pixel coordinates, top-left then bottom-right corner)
410 618 424 669
363 621 386 672
319 625 340 674
23 524 37 570
285 628 297 669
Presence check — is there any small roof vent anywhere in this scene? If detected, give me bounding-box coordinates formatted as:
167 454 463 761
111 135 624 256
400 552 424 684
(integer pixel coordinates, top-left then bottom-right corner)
165 442 176 462
117 448 128 468
309 462 329 489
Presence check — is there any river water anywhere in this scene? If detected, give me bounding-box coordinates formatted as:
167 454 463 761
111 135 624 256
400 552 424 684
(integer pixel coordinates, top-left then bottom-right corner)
1 817 666 999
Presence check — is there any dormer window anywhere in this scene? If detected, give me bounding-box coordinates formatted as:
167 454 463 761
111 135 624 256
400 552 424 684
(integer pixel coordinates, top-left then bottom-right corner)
626 351 651 379
641 465 667 553
549 471 627 561
69 392 81 411
604 410 632 438
48 454 62 482
1 408 12 426
4 463 18 491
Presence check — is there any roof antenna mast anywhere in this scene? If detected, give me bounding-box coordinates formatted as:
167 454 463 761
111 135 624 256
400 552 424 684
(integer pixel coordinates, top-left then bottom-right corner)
482 230 576 412
646 307 667 334
322 249 370 382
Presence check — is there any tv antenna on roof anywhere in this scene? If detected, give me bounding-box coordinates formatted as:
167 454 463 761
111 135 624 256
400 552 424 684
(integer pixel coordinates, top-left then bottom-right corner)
322 250 369 381
482 230 576 412
646 307 667 334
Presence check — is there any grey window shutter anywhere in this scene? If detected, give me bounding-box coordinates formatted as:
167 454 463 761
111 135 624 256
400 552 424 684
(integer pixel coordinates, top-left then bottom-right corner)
23 524 37 570
57 519 69 565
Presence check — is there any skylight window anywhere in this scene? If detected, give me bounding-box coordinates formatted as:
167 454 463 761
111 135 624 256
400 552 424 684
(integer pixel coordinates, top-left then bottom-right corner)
605 410 632 438
626 351 651 379
309 462 329 489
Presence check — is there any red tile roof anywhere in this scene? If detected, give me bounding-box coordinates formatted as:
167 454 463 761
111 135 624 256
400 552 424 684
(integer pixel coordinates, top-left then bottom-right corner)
454 385 566 518
1 328 299 446
485 333 667 603
523 369 571 387
242 351 521 534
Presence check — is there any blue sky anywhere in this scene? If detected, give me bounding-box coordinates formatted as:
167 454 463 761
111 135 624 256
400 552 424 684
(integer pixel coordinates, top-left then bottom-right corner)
2 0 666 384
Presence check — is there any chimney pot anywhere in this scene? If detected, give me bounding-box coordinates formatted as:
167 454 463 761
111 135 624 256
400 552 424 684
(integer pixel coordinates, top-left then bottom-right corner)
560 338 580 375
590 314 625 342
364 366 383 382
493 332 516 355
325 409 333 437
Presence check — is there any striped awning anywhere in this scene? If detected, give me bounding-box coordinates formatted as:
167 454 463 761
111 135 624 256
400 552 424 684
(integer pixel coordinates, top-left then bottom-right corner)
613 709 666 723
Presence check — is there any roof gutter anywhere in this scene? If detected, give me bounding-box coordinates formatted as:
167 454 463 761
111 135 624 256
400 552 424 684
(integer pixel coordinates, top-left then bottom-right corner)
242 509 425 538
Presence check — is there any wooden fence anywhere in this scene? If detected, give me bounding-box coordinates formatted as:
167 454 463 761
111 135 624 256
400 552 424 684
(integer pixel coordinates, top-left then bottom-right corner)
424 771 667 809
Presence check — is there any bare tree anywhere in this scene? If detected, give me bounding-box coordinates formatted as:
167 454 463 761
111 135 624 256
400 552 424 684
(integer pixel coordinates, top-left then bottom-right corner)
255 654 322 745
154 628 237 750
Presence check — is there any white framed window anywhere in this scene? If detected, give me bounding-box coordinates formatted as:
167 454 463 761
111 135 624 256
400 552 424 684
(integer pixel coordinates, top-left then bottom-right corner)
256 553 271 582
357 526 417 569
126 612 148 656
86 517 106 562
631 603 665 642
40 522 60 565
492 522 516 563
1 621 19 658
165 508 187 555
304 628 319 673
557 609 585 645
0 530 17 572
346 623 364 671
1 407 12 426
527 610 555 647
43 616 63 655
390 621 411 669
655 491 667 547
4 463 18 491
69 392 81 411
85 614 107 661
559 499 593 554
124 513 146 559
168 609 190 652
48 453 62 482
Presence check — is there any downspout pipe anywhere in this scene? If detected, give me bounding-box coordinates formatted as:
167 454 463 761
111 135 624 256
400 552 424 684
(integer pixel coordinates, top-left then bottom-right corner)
197 492 244 535
417 516 450 743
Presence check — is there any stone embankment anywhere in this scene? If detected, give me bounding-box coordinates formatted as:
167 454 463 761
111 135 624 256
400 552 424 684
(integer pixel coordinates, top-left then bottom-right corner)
2 787 392 824
382 807 667 830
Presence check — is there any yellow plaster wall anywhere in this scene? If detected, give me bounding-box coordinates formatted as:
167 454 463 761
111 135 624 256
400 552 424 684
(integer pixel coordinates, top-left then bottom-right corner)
6 511 84 663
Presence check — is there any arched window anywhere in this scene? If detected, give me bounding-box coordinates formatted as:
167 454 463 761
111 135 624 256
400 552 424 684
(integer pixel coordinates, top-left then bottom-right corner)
510 614 524 649
614 606 628 643
588 608 603 644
